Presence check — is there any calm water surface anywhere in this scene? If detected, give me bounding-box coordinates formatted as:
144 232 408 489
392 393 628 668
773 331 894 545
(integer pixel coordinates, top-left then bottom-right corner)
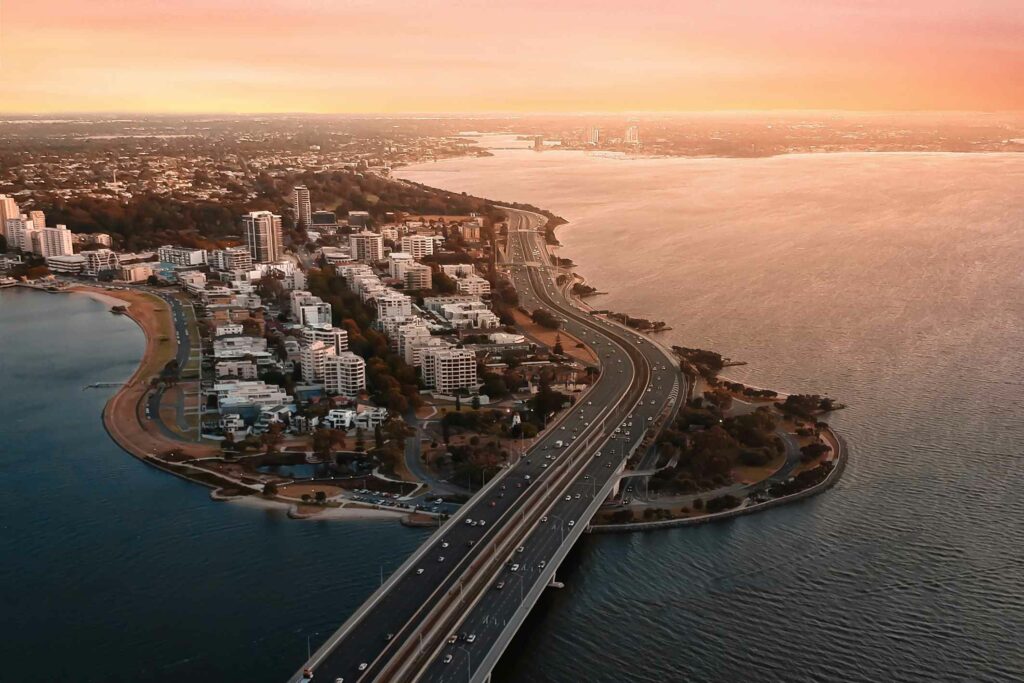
0 288 426 682
400 142 1024 682
3 140 1023 682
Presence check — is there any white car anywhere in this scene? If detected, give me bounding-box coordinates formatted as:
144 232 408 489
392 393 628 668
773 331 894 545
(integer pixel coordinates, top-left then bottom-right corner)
568 520 576 527
510 563 520 572
358 663 368 672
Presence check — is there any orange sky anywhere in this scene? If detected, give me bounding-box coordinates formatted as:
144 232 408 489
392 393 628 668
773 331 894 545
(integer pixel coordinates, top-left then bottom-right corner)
3 0 1022 113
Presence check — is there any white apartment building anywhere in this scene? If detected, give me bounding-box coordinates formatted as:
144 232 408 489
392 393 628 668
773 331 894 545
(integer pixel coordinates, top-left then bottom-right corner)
455 274 491 297
208 247 253 272
178 270 207 295
424 347 478 394
296 301 332 327
120 263 154 283
437 301 500 330
81 249 120 277
300 340 335 383
0 195 19 238
323 352 366 398
243 210 283 263
213 335 268 358
400 234 434 259
388 252 414 277
40 226 73 258
46 254 85 274
158 245 206 267
214 380 291 412
5 216 36 252
301 324 348 354
349 230 384 263
404 263 432 291
376 291 413 321
381 226 400 242
215 360 259 380
215 323 245 337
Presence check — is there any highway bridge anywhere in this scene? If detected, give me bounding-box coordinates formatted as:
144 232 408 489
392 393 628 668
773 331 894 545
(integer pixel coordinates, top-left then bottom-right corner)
289 208 684 683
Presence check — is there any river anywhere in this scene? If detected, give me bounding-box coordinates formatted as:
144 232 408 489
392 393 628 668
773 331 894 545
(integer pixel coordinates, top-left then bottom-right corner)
2 138 1022 682
398 138 1024 682
0 287 427 682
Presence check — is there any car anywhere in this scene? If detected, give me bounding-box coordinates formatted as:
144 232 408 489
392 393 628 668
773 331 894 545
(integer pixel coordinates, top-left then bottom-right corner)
583 475 590 480
541 463 549 469
467 634 477 643
467 539 476 547
479 520 486 527
595 451 601 457
465 518 474 525
564 495 572 501
495 580 505 590
524 474 531 481
335 678 344 683
516 545 525 553
416 568 425 575
441 541 449 548
302 668 314 680
568 520 576 527
448 635 458 644
385 632 394 641
538 560 546 569
490 500 497 507
575 493 582 499
443 654 453 664
358 663 368 672
541 516 548 523
648 416 654 421
605 462 612 468
516 482 523 488
587 400 592 405
510 563 520 572
438 556 445 562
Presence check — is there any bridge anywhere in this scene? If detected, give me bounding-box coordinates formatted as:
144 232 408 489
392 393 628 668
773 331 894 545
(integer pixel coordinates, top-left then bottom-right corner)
289 208 684 683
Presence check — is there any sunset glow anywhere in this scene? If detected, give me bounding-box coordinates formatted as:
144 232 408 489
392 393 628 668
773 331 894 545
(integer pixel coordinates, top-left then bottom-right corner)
3 0 1024 113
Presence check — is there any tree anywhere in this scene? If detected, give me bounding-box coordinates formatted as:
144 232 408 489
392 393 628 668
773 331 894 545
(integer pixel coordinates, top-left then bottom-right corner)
531 308 560 329
471 395 481 410
314 490 327 504
262 482 279 497
374 424 384 449
455 394 462 412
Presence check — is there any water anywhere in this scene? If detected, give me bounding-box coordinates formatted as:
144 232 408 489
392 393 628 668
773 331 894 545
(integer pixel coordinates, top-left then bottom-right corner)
0 288 427 682
399 141 1024 682
2 143 1022 683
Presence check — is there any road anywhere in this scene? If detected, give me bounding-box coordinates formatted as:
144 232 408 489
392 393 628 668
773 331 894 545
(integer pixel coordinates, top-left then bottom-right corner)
411 210 684 682
289 208 682 683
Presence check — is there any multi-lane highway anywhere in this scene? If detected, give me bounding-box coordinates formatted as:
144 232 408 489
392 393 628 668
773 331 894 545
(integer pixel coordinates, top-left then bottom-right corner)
289 208 683 683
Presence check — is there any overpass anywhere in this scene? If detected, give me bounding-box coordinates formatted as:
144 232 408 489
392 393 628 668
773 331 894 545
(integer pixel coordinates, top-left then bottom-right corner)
289 209 683 683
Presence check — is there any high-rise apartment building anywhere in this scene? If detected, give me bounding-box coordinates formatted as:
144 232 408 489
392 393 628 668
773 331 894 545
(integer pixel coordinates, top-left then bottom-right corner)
208 246 253 272
293 185 312 229
625 125 640 145
29 210 46 230
400 234 435 259
0 195 19 238
323 352 367 398
349 230 384 263
40 225 74 258
242 211 283 263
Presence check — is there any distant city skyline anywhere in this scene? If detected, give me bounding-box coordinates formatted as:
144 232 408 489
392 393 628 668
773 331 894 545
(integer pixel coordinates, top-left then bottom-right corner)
3 0 1023 114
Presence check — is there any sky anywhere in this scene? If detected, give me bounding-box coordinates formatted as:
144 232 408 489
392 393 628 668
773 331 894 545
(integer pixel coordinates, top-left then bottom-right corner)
2 0 1023 114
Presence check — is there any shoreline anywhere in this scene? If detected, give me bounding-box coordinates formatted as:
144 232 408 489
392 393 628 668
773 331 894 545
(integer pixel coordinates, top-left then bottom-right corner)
500 205 851 532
